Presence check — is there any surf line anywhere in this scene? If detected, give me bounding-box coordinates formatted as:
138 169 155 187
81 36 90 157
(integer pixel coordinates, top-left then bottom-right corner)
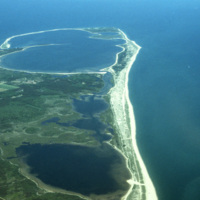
107 28 158 200
0 27 158 199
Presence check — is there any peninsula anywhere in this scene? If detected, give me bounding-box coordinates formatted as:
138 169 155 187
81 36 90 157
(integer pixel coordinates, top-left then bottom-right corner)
0 27 157 200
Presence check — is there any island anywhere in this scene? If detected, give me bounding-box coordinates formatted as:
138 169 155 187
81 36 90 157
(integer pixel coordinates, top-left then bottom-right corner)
0 27 157 200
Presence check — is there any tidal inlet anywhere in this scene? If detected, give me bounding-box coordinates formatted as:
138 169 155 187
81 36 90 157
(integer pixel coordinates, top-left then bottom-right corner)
0 28 157 200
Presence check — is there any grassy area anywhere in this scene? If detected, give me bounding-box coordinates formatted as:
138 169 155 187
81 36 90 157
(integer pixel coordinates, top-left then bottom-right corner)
0 158 82 200
0 28 133 200
0 67 104 199
0 83 18 92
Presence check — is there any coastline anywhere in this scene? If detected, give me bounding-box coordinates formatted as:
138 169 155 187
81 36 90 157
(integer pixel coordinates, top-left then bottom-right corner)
18 163 89 200
0 27 120 75
0 27 157 199
107 29 158 200
0 65 107 76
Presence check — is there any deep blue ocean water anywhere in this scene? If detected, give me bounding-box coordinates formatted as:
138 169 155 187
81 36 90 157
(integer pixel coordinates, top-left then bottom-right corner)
1 0 200 199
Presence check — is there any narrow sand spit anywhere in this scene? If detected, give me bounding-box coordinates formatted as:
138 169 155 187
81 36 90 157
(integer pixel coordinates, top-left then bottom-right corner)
0 27 157 199
107 29 158 200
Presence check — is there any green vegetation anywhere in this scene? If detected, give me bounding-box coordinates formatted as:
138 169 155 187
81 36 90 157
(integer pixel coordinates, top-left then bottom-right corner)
0 158 82 200
0 83 18 92
0 27 132 200
0 67 104 199
112 47 127 75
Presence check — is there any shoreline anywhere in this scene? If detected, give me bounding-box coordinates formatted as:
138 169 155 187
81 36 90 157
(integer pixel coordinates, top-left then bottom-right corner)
107 29 158 200
0 28 84 50
0 27 157 199
18 163 89 200
0 65 107 76
0 27 122 75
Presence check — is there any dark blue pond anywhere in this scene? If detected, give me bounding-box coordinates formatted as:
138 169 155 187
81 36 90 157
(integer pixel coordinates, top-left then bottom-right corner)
16 143 131 196
2 0 200 199
42 95 113 142
73 95 108 117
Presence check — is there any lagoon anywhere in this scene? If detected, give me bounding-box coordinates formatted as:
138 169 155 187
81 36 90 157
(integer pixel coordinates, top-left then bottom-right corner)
0 30 123 73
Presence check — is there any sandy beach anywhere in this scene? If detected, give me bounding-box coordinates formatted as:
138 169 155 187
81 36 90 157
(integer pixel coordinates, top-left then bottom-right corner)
107 29 158 200
0 27 157 199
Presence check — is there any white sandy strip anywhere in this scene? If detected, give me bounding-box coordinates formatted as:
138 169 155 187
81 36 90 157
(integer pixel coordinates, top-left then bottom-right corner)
126 47 157 200
0 64 106 76
0 28 85 49
22 43 67 50
0 44 64 59
108 29 158 200
0 27 157 199
0 28 112 75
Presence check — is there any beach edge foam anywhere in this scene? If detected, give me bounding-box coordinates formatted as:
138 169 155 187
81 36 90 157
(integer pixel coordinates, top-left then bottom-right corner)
106 29 158 200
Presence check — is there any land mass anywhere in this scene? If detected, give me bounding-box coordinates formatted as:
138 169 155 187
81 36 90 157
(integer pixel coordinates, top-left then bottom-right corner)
0 27 157 200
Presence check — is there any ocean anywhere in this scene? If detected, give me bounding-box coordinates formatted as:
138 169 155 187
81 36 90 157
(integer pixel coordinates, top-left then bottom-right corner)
1 0 200 199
